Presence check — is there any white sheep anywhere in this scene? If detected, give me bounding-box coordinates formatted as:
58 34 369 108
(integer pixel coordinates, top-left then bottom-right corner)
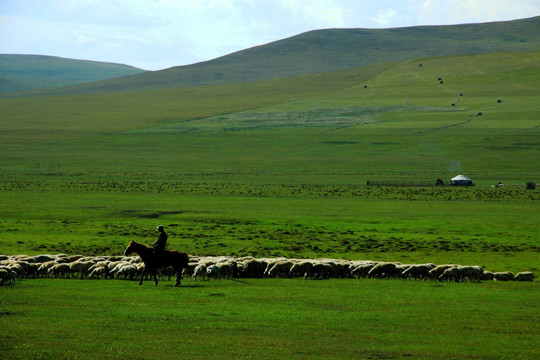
457 265 484 281
239 258 267 278
88 266 107 279
37 261 58 277
304 261 339 280
69 261 94 279
266 261 294 278
8 263 26 278
217 261 237 279
401 264 434 280
116 264 137 280
48 263 71 278
350 263 376 278
0 268 16 285
513 272 535 282
207 264 220 280
480 271 495 281
428 264 459 279
368 262 402 279
192 263 208 281
439 267 461 282
288 261 314 278
492 272 513 281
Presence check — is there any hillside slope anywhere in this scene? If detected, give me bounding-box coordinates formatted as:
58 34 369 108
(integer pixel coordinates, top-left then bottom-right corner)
0 55 145 93
0 50 538 180
11 15 539 97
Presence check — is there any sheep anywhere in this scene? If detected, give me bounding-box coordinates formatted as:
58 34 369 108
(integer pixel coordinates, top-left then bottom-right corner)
206 264 220 280
266 261 294 278
48 263 71 278
513 272 535 282
368 262 402 279
288 261 314 278
33 254 58 263
492 272 513 281
334 261 353 278
217 261 237 279
37 261 58 277
116 264 137 280
69 260 94 279
401 264 435 280
239 258 267 278
480 271 495 281
0 268 17 285
182 262 197 278
428 264 458 279
88 266 107 279
457 266 484 282
8 263 26 278
439 267 461 282
350 263 376 278
192 264 208 281
305 262 336 280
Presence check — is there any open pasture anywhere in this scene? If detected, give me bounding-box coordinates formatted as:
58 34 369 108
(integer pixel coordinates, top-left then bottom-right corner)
1 278 539 360
0 50 539 359
0 181 538 272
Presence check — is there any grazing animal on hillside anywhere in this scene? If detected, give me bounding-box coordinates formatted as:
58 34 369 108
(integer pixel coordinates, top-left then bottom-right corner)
124 241 189 286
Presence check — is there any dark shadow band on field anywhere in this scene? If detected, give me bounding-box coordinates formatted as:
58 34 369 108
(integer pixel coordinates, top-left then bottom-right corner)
225 278 254 285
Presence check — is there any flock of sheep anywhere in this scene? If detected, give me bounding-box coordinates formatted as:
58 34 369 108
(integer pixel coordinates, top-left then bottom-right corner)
0 253 535 286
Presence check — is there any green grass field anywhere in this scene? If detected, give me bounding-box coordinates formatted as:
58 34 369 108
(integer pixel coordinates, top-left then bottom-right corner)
1 278 539 360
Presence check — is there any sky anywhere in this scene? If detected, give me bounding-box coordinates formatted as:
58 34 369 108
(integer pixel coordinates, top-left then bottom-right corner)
1 0 539 70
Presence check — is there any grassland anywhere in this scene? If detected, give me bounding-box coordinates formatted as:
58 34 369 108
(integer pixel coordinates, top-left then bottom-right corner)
1 278 539 360
1 50 539 269
0 49 539 360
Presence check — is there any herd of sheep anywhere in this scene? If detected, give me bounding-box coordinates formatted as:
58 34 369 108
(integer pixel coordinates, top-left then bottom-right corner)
0 253 535 286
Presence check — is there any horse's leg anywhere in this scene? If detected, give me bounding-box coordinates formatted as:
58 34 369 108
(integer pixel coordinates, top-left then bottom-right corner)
139 269 146 286
175 268 182 287
153 272 159 286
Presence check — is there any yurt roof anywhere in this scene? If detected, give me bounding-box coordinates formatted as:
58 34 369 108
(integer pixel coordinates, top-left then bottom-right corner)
451 174 471 181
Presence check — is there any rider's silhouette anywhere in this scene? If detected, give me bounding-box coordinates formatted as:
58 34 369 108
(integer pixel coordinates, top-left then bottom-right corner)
152 225 168 256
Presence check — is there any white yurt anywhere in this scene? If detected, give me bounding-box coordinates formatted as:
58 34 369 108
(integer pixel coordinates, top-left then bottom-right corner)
450 174 474 186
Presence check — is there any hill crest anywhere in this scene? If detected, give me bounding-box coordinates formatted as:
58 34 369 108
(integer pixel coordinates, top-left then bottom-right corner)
2 16 539 97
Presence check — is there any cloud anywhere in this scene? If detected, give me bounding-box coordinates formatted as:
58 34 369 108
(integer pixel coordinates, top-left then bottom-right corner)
420 0 540 25
370 8 398 26
278 0 346 28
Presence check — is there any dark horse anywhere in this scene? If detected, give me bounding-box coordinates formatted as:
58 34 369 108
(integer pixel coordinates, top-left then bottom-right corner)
124 241 189 286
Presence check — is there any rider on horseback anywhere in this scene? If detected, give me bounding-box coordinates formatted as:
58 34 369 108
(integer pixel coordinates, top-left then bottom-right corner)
152 225 168 257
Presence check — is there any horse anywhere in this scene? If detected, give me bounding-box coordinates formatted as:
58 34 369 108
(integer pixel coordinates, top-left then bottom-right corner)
124 241 189 286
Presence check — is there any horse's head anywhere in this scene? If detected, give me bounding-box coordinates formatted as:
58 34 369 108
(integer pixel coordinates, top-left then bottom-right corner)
124 241 136 256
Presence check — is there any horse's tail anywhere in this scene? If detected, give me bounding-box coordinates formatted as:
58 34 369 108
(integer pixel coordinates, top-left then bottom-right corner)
180 252 189 267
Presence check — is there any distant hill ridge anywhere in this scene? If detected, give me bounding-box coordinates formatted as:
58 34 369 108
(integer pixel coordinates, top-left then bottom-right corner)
2 15 539 97
0 55 145 93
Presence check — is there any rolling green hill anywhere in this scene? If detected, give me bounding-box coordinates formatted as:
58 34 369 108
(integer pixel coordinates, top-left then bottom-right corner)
10 15 539 97
0 50 538 181
0 54 145 93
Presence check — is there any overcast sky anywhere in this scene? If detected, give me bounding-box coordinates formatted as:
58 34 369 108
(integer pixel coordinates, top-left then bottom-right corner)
1 0 539 70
